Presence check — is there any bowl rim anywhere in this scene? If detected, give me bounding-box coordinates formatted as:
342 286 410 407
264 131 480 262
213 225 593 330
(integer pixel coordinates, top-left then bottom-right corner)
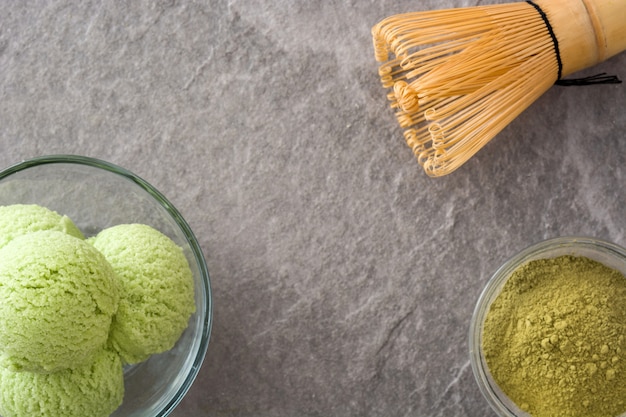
0 154 213 416
469 236 626 417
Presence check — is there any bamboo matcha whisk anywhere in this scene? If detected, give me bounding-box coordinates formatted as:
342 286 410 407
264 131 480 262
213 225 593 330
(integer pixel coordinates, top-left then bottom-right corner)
372 0 625 177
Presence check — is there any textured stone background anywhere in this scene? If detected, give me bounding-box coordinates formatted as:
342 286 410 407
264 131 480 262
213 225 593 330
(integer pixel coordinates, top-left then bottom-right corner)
1 1 625 416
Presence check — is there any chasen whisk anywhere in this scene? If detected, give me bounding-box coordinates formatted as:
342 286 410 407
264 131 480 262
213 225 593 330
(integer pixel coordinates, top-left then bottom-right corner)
372 0 625 177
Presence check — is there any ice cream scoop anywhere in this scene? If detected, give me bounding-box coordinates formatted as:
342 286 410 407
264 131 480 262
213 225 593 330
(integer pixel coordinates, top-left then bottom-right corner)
0 348 124 417
0 204 84 249
0 230 119 373
90 223 195 364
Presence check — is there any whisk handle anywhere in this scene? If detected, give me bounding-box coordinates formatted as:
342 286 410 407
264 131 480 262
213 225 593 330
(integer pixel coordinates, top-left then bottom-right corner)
583 0 626 61
539 0 626 76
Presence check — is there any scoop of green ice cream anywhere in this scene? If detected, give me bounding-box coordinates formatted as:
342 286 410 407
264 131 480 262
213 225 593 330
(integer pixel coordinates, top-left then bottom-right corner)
0 204 84 249
0 348 124 417
0 230 119 373
89 223 195 364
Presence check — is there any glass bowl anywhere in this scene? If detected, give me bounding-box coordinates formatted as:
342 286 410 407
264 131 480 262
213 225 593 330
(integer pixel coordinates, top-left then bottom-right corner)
469 236 626 417
0 155 212 417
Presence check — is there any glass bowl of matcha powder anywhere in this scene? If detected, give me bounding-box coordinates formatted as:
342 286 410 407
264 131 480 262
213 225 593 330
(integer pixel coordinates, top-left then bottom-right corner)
470 236 626 417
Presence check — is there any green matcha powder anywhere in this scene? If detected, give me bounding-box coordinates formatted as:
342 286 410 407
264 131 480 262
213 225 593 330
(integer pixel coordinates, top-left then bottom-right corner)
483 255 626 417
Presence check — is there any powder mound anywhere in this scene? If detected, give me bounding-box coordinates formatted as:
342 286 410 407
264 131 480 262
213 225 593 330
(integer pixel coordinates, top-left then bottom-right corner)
0 348 124 417
483 255 626 417
0 230 120 373
89 223 195 364
0 204 84 249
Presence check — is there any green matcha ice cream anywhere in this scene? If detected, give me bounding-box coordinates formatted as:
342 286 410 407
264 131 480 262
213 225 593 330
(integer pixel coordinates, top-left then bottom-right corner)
90 223 195 364
0 348 124 417
0 230 119 373
0 204 84 249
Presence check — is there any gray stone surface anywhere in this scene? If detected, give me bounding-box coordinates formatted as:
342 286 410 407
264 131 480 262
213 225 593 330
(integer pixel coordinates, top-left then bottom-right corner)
1 1 625 416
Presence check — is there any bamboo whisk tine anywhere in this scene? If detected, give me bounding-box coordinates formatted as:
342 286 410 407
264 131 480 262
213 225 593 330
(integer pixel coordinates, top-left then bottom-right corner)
371 0 624 177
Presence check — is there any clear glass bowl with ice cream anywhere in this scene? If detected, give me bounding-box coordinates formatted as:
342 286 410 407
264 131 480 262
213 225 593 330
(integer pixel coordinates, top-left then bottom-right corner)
0 155 212 417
